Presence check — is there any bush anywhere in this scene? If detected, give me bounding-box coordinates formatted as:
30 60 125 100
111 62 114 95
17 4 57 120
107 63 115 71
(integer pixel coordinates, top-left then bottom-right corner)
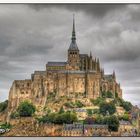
99 101 116 115
90 97 105 106
119 113 129 121
17 101 36 117
0 122 12 129
0 100 8 112
38 112 78 124
75 101 84 108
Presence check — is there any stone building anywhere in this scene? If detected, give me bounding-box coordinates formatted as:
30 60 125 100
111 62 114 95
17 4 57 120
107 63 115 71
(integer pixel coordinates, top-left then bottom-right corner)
7 16 122 113
61 123 109 136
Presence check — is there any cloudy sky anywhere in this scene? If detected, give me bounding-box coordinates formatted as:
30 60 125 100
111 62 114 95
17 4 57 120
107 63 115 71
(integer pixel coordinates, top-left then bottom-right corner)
0 4 140 106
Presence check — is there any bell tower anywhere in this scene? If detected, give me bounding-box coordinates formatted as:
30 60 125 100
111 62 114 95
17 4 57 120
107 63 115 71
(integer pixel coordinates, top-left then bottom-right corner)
68 14 80 70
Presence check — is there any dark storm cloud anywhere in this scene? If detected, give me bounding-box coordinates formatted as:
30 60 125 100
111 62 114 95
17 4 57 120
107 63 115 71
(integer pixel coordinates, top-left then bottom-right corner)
29 4 126 18
0 4 140 106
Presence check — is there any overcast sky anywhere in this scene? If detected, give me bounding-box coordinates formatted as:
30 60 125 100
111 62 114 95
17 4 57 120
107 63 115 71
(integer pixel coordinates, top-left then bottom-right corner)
0 4 140 106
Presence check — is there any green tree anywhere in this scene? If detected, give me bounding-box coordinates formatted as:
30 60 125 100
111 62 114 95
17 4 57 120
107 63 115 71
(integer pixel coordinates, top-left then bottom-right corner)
38 112 78 124
106 91 113 98
58 106 65 114
0 100 8 112
84 117 95 124
87 109 93 116
122 101 132 111
115 92 118 98
90 97 105 106
99 102 116 115
106 115 119 131
17 101 36 117
75 101 84 108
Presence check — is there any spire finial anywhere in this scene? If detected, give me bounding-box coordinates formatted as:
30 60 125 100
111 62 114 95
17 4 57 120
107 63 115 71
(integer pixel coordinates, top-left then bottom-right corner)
72 14 76 41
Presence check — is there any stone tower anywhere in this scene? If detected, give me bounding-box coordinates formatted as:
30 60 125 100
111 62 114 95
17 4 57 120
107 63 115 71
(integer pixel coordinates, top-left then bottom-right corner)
68 15 80 70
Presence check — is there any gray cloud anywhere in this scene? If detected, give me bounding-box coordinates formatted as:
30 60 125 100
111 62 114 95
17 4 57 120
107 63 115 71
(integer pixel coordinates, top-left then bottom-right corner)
29 4 126 18
0 4 140 107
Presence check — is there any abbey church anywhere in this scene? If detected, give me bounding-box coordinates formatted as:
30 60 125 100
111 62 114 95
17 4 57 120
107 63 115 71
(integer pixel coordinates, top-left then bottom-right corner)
8 17 122 112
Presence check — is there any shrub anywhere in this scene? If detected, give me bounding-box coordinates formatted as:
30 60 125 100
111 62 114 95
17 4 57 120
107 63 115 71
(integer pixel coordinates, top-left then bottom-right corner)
17 101 36 117
0 100 8 112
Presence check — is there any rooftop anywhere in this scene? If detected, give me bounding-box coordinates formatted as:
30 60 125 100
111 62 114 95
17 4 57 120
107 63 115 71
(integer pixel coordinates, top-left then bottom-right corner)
47 61 67 66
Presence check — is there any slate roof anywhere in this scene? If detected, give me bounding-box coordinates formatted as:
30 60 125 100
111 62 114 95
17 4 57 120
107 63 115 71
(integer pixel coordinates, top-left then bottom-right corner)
69 41 79 50
47 61 67 66
80 54 88 57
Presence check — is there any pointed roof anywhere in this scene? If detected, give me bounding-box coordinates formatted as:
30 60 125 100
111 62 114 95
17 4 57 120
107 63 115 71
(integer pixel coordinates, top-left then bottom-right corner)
69 14 79 51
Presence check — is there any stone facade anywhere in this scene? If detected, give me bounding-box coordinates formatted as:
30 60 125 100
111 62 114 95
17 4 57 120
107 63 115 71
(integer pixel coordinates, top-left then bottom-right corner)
7 16 122 114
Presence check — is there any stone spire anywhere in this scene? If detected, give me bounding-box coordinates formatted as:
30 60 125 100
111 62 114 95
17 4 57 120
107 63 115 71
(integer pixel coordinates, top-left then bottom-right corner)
113 70 116 79
69 14 79 51
72 14 76 41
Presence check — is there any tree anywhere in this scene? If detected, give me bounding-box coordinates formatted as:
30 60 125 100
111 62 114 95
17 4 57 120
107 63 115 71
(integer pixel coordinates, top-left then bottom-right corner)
106 115 119 131
99 102 116 115
87 109 93 116
84 117 95 124
38 112 78 124
75 101 84 108
17 101 36 117
122 101 132 111
115 92 118 98
119 113 129 121
106 91 113 98
0 100 8 112
58 106 65 114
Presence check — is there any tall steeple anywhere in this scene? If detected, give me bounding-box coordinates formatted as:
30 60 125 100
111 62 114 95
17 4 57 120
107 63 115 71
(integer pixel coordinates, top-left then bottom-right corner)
69 14 79 51
72 14 76 41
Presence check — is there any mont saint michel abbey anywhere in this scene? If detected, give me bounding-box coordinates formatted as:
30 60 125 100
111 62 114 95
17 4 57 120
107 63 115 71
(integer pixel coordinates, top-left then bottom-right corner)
8 17 122 113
